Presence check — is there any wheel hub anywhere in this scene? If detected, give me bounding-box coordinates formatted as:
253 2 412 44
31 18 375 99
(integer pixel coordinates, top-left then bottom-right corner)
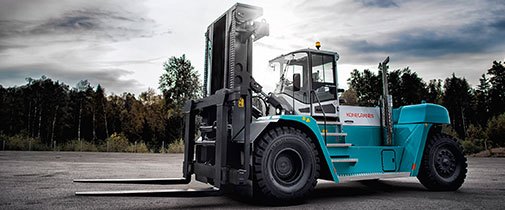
276 156 293 178
272 148 303 185
435 148 457 178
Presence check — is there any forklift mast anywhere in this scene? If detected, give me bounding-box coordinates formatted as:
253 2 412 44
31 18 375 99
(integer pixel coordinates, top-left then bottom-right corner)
183 3 269 192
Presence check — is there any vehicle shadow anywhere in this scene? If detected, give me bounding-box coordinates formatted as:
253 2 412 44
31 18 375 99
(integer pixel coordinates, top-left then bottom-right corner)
169 179 428 208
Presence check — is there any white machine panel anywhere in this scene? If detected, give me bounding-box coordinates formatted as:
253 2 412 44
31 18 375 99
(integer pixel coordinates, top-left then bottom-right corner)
339 105 381 126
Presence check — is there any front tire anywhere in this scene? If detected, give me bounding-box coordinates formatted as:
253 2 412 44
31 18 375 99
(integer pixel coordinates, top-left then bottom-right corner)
253 126 320 204
417 133 467 191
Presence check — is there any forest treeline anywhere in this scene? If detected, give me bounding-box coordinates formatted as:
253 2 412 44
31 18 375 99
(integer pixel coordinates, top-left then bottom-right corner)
343 60 505 154
0 55 200 152
0 56 504 154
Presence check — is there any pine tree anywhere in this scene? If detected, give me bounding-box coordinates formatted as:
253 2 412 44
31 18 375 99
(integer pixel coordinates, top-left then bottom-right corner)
488 61 505 116
443 74 473 138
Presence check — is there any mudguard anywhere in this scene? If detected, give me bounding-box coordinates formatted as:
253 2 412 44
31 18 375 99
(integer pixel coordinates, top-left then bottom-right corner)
394 103 450 124
394 103 451 176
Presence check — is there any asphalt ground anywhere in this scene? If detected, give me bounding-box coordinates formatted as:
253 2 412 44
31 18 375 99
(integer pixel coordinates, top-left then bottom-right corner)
0 151 504 209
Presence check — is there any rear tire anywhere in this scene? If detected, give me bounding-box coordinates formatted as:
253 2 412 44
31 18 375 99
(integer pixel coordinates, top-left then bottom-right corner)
417 133 467 191
253 126 320 204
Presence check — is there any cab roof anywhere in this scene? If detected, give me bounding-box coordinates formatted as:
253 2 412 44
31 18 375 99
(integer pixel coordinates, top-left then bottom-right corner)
268 48 340 63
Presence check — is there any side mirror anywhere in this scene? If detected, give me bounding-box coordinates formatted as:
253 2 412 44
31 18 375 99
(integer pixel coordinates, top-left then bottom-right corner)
338 88 345 93
293 73 301 91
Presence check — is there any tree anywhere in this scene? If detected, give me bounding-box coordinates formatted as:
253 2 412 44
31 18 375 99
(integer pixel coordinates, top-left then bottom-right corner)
348 69 381 106
340 88 358 105
387 67 428 107
488 61 505 116
348 67 428 108
159 55 201 142
159 54 201 114
427 79 443 104
139 88 166 148
486 113 505 147
93 85 108 141
473 74 491 126
71 80 95 144
443 74 473 138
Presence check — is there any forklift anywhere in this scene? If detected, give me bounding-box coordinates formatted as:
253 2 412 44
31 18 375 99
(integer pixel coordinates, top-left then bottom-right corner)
75 3 467 204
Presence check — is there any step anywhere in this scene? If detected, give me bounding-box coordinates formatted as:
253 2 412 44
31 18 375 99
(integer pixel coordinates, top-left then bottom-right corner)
316 121 342 125
321 132 347 137
331 158 358 163
199 125 214 133
338 172 410 182
194 140 215 146
326 143 352 148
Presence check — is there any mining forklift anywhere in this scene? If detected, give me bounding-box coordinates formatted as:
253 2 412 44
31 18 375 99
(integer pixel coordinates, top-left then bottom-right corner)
75 3 467 204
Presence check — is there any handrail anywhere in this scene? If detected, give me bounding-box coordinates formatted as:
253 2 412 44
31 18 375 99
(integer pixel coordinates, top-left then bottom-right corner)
311 90 327 144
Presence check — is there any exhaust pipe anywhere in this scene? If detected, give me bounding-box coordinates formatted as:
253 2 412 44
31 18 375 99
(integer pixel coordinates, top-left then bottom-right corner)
380 57 393 146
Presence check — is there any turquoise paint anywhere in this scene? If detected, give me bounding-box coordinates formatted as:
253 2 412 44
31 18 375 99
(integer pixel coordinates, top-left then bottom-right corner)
341 125 381 146
382 150 396 171
278 115 340 182
267 102 450 182
317 124 339 143
395 103 450 124
394 124 432 175
392 103 450 176
331 146 404 176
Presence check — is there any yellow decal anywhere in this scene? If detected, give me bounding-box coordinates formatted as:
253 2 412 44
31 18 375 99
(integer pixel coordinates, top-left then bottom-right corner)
238 97 244 108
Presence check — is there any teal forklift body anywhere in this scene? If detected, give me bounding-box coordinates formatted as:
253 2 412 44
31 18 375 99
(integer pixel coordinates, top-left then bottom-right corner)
253 103 450 183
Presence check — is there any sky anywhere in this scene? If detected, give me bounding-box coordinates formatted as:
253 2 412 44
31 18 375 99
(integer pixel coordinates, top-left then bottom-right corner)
0 0 504 95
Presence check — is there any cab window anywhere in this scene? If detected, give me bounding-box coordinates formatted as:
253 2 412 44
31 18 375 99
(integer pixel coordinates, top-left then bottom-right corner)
282 52 309 103
311 53 336 102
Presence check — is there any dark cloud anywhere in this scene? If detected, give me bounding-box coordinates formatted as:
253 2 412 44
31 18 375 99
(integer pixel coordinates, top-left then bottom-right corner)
0 9 159 46
356 0 399 8
0 64 143 94
340 17 505 59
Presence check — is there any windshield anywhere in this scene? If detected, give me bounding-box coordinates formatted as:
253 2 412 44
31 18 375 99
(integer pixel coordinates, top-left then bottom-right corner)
271 52 310 103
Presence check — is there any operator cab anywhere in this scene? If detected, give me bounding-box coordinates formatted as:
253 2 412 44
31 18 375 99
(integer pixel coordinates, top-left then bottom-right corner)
268 48 341 120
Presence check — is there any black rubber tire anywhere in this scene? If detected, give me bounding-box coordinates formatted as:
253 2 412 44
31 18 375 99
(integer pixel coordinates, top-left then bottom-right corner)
253 126 320 204
417 133 467 191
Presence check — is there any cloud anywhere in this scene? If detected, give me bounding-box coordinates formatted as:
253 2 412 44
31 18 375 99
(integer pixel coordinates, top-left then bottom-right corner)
0 64 144 94
272 0 505 62
356 0 399 8
0 9 159 48
0 0 171 95
342 16 505 59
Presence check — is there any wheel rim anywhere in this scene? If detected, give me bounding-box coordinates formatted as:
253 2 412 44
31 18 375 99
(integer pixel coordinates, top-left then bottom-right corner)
272 148 304 186
433 146 460 181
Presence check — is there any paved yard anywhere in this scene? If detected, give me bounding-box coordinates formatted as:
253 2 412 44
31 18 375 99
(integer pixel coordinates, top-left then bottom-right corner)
0 151 504 209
